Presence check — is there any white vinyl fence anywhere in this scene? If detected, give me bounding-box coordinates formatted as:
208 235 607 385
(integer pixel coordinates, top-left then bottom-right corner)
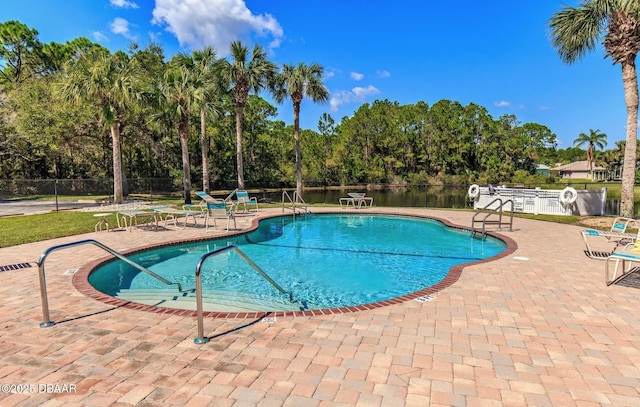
471 186 606 216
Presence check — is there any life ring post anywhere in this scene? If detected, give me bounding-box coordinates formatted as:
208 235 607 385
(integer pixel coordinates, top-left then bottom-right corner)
559 186 578 205
468 184 480 200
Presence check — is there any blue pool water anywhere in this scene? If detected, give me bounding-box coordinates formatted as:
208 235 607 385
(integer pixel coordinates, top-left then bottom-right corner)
89 214 506 311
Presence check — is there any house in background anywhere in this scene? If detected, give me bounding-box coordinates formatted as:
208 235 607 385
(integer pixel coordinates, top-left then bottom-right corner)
535 164 550 176
553 160 608 180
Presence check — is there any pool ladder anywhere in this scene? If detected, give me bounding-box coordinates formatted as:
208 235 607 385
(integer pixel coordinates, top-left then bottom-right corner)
471 198 514 240
282 191 311 217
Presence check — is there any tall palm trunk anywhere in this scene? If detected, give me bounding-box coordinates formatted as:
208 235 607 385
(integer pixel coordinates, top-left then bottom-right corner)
587 144 594 180
620 61 639 218
235 105 245 190
110 120 123 204
293 101 303 198
179 112 192 205
200 108 209 193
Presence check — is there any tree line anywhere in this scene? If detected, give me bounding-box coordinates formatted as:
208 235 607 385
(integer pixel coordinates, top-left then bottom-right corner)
0 19 630 205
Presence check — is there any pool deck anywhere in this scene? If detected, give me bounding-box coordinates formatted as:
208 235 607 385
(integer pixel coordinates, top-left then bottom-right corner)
0 207 639 406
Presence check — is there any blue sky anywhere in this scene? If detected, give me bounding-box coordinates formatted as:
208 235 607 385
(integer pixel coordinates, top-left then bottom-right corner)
2 0 629 149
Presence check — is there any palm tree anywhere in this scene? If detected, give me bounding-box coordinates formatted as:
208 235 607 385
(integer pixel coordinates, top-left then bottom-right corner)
573 129 607 179
57 51 140 204
618 138 640 159
158 57 205 204
220 41 277 190
272 62 330 197
189 47 223 193
613 140 627 178
550 0 640 217
598 149 619 180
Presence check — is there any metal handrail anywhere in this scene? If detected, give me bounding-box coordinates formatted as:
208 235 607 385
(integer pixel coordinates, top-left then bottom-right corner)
281 190 292 212
281 190 310 216
194 245 298 344
471 198 514 240
37 239 183 328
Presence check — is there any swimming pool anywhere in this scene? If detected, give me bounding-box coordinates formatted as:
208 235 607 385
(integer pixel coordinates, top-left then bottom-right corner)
88 214 507 312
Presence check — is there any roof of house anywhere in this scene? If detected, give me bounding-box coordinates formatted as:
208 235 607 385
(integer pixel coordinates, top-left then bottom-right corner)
553 160 606 172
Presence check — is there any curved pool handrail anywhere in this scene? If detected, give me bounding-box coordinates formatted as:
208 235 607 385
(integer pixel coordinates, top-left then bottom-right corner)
194 245 297 344
37 239 183 328
281 190 311 217
471 198 513 240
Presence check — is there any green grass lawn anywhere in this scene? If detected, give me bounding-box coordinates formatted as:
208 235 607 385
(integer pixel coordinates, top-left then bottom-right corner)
0 201 300 248
0 212 99 248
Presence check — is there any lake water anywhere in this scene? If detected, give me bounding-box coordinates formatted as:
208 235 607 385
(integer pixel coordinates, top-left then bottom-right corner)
257 186 624 216
261 186 469 210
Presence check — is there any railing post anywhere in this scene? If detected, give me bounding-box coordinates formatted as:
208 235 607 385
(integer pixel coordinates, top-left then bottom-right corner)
37 239 182 328
194 260 209 344
194 245 297 344
37 259 54 328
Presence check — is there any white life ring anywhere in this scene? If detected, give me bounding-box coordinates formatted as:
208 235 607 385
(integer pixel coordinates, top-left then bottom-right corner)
468 184 480 200
559 187 578 205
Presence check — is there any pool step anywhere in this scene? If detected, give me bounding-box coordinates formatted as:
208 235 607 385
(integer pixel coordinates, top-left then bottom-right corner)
114 288 301 312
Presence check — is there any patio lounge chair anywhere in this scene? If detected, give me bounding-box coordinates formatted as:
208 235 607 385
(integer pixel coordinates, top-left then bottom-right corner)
604 239 640 285
151 206 201 230
234 190 258 212
581 216 640 260
204 201 236 232
339 192 374 209
222 189 259 213
116 210 158 232
183 191 223 215
195 190 219 206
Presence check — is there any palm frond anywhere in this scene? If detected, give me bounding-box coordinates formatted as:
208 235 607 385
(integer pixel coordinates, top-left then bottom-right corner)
549 3 606 63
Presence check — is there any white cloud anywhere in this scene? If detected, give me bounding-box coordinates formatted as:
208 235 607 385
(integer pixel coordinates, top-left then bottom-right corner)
110 18 137 40
152 0 284 55
93 31 110 42
352 86 379 98
494 101 511 108
376 70 390 78
350 72 364 81
110 0 139 9
324 67 340 80
330 85 380 112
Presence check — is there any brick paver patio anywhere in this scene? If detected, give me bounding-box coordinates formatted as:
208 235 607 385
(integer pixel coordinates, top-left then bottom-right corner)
0 207 639 406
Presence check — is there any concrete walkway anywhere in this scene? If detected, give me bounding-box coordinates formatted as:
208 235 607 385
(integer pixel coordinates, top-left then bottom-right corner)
0 207 639 406
0 199 101 217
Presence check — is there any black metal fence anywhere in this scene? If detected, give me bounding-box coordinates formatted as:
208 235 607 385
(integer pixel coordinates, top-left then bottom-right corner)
0 178 314 199
0 178 179 198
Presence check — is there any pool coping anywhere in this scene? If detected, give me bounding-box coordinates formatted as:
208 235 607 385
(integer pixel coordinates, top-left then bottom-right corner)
72 210 517 319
